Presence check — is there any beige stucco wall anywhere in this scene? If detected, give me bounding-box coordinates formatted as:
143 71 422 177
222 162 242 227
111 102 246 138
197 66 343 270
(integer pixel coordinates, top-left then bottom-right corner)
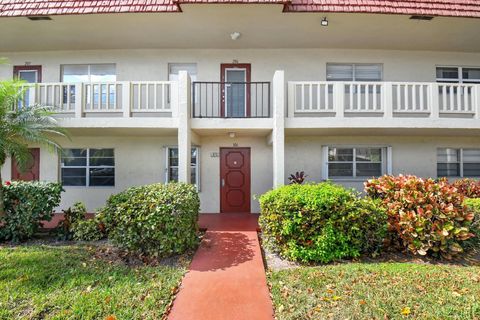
196 135 273 213
1 48 480 83
285 135 480 191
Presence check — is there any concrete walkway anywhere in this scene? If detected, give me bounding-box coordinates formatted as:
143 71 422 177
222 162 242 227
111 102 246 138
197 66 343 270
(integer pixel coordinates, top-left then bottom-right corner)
168 214 274 320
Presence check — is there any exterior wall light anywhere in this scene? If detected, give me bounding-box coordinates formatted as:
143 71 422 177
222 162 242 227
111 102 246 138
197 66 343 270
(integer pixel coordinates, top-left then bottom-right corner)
230 32 241 40
228 132 236 138
321 17 329 27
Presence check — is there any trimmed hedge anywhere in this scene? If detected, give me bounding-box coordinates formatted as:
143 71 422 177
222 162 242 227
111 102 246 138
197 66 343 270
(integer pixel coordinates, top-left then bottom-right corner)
464 198 480 249
97 182 200 256
0 181 63 242
453 178 480 198
259 182 387 263
365 175 476 258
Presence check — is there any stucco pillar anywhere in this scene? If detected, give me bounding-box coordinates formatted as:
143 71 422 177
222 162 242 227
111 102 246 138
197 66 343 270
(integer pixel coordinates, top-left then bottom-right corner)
178 71 191 183
272 70 285 188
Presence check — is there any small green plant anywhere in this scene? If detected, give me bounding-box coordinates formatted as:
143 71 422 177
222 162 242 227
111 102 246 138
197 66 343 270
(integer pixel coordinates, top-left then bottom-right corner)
259 182 387 263
365 175 476 258
0 181 63 242
98 182 200 257
72 218 104 241
56 202 87 240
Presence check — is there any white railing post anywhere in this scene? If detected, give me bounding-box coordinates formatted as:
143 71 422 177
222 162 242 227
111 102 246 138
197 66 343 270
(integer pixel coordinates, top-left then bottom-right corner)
28 85 36 106
273 70 285 187
171 81 179 118
334 82 344 118
383 82 393 118
287 82 295 117
177 71 191 184
122 82 131 118
430 83 440 119
475 84 480 119
74 83 83 118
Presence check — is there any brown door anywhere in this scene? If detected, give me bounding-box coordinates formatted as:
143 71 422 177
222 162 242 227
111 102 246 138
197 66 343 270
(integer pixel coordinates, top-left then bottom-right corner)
220 147 251 213
220 63 251 118
13 65 42 83
11 148 40 181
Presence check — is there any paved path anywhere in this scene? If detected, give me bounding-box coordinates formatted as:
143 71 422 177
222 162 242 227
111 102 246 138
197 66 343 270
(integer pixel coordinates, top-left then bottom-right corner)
168 214 274 320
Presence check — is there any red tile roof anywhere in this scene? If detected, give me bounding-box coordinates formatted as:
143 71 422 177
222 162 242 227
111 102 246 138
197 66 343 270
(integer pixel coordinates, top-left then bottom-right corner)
1 0 479 18
0 0 180 17
284 0 480 18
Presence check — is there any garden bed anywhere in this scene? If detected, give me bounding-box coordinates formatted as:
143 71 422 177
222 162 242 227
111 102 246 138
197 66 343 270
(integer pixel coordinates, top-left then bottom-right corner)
0 241 192 319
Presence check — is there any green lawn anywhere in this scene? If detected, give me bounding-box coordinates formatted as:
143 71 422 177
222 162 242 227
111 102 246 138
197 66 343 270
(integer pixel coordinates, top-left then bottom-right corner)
0 244 188 320
268 263 480 320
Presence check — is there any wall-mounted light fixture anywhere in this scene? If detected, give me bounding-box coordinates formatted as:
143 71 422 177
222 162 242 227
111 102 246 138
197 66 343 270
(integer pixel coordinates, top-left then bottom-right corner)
321 17 329 27
228 132 236 138
230 32 241 40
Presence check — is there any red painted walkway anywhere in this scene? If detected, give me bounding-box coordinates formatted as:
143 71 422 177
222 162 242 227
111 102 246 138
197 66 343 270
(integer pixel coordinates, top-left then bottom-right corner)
168 213 274 320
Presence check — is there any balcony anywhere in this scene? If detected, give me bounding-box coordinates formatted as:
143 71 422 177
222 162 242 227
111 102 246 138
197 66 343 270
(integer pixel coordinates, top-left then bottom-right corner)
22 81 176 118
192 82 271 118
288 81 480 119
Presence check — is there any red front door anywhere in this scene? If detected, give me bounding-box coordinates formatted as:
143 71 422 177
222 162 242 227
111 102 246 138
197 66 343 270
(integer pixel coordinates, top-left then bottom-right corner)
11 148 40 181
220 148 251 213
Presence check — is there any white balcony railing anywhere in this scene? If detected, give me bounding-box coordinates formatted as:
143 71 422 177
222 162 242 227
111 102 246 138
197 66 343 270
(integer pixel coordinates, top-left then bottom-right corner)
288 81 480 118
22 81 177 117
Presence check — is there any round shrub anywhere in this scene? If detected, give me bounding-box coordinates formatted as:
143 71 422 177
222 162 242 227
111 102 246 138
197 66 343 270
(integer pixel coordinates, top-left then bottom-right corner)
259 182 387 263
1 181 63 242
365 175 476 258
98 182 200 257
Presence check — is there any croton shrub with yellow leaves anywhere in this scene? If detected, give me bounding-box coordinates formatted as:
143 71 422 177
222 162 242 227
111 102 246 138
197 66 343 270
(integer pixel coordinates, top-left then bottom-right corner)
365 175 477 259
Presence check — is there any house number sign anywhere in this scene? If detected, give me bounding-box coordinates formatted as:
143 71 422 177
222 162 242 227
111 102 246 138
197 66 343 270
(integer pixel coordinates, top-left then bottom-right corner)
210 152 219 158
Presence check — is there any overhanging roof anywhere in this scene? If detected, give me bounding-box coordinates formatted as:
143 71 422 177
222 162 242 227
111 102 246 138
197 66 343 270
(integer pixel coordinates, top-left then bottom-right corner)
1 0 479 18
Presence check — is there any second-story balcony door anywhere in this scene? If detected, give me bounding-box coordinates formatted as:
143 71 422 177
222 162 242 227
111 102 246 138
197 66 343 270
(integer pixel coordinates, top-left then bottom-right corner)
221 63 251 118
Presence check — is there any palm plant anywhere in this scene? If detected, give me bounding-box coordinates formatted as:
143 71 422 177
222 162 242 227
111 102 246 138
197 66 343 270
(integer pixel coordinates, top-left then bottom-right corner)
0 79 67 217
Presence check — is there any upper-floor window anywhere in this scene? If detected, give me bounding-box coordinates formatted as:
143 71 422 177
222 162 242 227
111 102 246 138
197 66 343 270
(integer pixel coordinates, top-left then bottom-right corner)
61 64 116 82
61 148 115 187
436 66 480 84
326 63 383 81
326 146 386 179
168 63 197 81
437 148 480 177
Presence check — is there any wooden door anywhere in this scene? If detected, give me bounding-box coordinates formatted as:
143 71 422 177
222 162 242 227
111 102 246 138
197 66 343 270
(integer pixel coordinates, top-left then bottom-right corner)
11 148 40 181
220 148 251 213
220 63 251 118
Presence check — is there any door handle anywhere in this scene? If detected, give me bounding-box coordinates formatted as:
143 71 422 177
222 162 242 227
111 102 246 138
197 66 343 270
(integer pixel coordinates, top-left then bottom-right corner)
221 178 225 188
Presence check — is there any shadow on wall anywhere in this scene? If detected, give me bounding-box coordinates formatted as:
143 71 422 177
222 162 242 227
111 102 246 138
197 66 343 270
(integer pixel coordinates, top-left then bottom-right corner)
191 231 255 272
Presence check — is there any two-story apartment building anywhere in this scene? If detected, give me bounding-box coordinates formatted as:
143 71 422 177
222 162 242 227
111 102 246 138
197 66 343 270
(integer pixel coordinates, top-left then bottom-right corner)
1 0 480 213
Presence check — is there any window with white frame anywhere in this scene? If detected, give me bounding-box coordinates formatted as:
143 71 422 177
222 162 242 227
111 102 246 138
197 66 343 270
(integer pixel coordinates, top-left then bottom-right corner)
325 146 387 179
437 148 480 177
61 148 115 186
436 66 480 84
166 147 199 186
326 63 383 81
61 64 116 82
168 63 197 81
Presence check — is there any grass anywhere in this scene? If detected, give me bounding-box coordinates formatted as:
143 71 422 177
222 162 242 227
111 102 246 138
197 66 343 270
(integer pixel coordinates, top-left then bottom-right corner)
268 262 480 320
0 244 188 320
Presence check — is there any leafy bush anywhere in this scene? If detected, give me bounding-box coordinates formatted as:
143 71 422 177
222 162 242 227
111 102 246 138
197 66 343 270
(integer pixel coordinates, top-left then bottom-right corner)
365 175 476 258
72 217 105 241
452 178 480 198
259 182 387 263
98 182 200 256
56 202 87 240
0 181 63 242
464 198 480 249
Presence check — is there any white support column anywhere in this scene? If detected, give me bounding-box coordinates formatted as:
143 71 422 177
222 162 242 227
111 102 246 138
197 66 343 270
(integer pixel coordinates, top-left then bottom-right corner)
177 71 192 184
383 82 393 118
74 83 83 118
122 82 131 118
430 83 440 119
272 70 285 188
